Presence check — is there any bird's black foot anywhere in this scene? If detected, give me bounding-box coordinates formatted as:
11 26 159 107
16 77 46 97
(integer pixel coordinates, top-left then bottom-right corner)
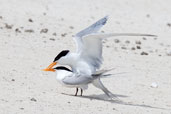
75 88 78 96
81 89 83 96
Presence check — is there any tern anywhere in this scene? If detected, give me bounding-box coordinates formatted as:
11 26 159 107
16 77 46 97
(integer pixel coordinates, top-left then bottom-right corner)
46 66 115 98
43 16 156 98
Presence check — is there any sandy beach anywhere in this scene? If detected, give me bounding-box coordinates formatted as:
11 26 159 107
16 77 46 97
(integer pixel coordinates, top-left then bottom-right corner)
0 0 171 114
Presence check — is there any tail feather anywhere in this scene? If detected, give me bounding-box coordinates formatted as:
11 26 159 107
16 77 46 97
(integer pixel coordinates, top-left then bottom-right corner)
92 68 115 77
92 78 118 100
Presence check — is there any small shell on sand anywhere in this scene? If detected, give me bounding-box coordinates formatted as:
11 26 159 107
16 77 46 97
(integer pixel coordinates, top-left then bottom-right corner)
166 50 171 56
150 82 158 88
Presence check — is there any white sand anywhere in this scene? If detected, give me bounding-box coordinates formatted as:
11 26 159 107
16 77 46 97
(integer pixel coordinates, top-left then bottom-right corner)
0 0 171 114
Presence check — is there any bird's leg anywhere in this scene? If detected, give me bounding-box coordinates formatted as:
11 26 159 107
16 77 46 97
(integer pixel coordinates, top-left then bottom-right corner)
80 88 83 96
75 88 78 96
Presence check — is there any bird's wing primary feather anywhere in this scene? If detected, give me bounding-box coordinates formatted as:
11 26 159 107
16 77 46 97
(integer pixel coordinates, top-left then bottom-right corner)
77 33 157 70
73 16 108 52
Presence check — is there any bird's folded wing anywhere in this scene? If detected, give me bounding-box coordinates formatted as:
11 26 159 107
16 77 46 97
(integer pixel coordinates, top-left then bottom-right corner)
62 75 93 85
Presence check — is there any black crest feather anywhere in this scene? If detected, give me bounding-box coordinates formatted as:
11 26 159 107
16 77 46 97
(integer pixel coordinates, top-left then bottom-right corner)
54 66 72 72
53 50 69 62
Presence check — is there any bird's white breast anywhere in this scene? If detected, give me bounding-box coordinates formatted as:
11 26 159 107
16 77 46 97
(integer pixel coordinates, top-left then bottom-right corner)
55 70 82 88
56 70 72 81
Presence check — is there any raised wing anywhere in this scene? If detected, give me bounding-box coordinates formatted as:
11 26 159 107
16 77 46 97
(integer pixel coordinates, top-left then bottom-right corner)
78 33 157 70
74 16 108 52
75 16 108 37
79 33 116 70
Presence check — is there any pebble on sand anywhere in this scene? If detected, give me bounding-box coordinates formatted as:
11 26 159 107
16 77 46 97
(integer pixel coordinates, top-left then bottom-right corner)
5 23 13 29
28 18 33 22
49 38 55 41
15 28 21 33
53 32 57 36
61 33 67 37
20 108 24 110
135 41 141 45
114 39 120 43
131 47 136 50
125 40 130 44
30 98 37 102
69 26 74 29
136 46 141 49
40 28 48 33
121 46 127 50
167 23 171 27
142 37 147 40
25 29 34 33
141 52 148 55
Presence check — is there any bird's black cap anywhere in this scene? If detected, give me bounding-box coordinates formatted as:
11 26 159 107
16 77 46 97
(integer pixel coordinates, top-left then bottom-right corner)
53 50 70 62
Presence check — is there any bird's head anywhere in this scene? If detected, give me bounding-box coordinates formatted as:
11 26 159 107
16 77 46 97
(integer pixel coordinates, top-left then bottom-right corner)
42 50 70 72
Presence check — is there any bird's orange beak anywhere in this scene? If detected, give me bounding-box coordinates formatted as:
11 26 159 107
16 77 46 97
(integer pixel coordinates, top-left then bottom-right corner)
42 62 57 72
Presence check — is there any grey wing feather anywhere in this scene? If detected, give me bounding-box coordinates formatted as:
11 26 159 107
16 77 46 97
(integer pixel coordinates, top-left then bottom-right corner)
74 16 108 53
92 78 118 99
62 75 93 85
63 69 114 85
75 16 108 37
92 68 115 77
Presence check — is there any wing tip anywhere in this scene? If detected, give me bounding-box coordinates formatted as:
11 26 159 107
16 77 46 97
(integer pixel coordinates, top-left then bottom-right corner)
75 15 109 37
101 15 109 25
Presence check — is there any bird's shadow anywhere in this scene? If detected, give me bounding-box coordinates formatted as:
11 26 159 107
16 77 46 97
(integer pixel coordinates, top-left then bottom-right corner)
61 93 169 111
